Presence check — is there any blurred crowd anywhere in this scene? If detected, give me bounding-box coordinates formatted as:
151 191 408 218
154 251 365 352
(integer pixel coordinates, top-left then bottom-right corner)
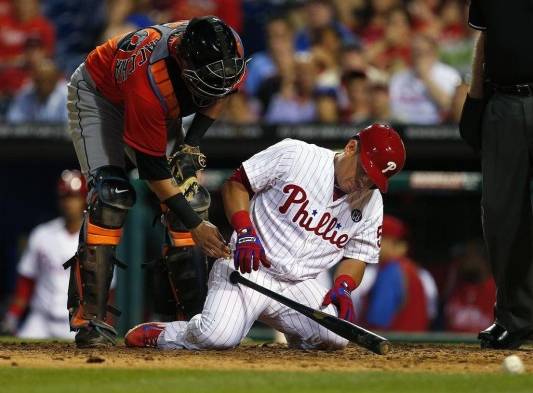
0 0 473 126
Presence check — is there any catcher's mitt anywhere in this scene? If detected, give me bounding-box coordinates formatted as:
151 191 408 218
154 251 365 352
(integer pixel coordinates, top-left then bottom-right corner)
168 144 207 198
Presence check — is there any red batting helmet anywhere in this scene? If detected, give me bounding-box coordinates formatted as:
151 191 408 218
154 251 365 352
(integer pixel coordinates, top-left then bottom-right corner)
57 169 88 198
356 124 406 193
382 215 409 240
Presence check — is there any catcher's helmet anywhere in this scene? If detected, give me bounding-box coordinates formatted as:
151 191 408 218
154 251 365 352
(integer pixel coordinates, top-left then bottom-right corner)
175 16 246 101
356 124 405 193
57 169 88 198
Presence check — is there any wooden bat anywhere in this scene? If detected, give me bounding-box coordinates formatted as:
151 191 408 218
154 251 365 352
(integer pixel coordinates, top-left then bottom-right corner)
229 271 391 355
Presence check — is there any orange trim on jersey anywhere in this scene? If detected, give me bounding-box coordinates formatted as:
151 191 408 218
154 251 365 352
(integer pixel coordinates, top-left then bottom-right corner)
87 222 122 245
150 60 180 118
169 230 195 247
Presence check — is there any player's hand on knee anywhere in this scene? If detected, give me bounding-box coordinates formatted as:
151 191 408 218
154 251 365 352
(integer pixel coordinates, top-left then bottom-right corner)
190 221 230 259
234 227 270 274
322 275 357 323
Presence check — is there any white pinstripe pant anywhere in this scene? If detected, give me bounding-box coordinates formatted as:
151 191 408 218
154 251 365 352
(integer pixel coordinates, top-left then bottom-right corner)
158 260 348 350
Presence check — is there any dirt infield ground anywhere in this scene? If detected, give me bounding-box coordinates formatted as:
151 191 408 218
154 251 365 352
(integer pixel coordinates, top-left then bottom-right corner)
0 341 532 373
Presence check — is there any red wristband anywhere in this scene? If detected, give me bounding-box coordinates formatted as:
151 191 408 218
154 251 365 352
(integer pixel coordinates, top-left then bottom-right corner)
334 274 357 292
231 210 253 231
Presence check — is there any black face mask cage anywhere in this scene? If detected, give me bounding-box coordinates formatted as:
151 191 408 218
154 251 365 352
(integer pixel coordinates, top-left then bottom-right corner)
182 57 246 99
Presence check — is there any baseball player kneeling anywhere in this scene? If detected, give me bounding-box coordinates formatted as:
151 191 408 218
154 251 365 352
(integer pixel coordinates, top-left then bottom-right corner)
125 124 406 350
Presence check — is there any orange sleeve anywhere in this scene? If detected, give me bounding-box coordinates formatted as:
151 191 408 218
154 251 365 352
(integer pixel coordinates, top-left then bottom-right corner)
123 84 168 156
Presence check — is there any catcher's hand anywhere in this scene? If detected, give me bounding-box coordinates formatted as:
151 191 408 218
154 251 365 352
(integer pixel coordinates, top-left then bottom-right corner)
190 221 230 259
322 275 357 323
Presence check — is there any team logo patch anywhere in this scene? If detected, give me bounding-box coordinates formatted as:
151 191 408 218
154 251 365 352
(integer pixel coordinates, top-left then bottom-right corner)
119 30 148 52
351 209 362 222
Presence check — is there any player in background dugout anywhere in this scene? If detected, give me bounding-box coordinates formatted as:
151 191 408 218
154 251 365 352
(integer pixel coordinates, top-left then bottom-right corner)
0 171 86 339
65 16 246 348
361 215 430 332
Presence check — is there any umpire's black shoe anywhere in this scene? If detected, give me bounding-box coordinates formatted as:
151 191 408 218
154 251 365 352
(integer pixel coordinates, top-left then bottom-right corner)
478 323 506 344
479 323 532 349
75 320 117 348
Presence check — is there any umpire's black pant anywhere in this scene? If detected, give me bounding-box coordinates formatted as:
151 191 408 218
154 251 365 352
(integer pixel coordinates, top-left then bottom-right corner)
481 92 533 332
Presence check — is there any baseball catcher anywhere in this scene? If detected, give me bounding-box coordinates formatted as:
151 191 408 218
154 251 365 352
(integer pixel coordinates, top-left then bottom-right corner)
64 16 246 348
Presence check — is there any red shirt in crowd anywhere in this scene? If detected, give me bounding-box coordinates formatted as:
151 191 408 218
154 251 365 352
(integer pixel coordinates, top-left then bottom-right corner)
0 12 55 94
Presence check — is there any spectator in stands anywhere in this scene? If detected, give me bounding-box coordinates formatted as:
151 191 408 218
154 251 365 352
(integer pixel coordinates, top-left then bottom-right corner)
358 0 401 44
244 15 294 97
437 0 473 75
361 215 431 332
0 0 55 97
311 26 344 90
340 70 371 123
389 34 461 124
264 53 317 124
339 42 366 73
407 0 441 37
294 0 358 52
364 7 412 73
368 82 392 122
42 0 106 75
101 0 155 41
315 89 339 123
0 170 86 339
444 240 496 333
219 91 259 125
168 0 243 33
6 58 67 123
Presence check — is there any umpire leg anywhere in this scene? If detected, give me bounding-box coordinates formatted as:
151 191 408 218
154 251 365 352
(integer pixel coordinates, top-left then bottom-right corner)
481 93 533 340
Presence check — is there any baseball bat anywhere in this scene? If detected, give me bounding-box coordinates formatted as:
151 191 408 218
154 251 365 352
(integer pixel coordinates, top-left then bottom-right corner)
229 271 390 355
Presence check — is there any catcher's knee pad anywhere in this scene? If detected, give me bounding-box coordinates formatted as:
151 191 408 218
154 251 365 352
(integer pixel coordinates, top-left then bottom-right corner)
152 246 208 320
65 166 135 329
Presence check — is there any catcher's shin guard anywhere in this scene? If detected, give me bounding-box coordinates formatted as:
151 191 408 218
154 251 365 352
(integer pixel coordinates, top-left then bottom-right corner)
64 166 135 347
152 245 208 320
168 144 207 199
152 184 211 320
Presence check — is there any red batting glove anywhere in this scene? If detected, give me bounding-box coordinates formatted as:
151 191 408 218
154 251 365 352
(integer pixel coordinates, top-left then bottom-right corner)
322 275 357 323
231 211 271 274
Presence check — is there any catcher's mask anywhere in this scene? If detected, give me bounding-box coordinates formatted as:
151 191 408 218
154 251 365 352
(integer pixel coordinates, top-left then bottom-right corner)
176 16 246 101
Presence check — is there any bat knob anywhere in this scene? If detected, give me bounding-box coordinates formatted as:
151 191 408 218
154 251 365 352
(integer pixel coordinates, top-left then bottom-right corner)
229 270 240 284
377 341 391 355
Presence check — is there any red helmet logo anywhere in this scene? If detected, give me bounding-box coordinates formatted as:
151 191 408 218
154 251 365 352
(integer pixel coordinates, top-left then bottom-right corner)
357 124 406 193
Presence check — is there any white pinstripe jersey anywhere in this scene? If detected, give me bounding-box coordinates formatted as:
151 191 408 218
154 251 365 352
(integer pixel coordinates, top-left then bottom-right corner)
240 138 383 281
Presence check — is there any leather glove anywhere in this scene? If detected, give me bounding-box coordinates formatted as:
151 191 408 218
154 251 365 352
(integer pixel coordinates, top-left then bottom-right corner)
322 275 357 323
